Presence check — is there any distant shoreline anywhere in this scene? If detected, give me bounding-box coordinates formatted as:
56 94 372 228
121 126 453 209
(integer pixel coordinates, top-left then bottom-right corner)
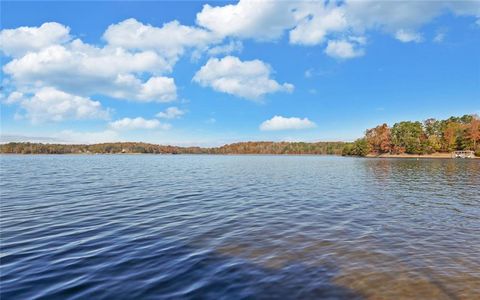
0 141 348 155
1 142 478 158
366 153 479 159
1 152 478 159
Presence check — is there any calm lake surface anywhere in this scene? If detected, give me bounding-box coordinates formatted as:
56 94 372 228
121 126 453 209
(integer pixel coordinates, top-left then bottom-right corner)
1 155 479 299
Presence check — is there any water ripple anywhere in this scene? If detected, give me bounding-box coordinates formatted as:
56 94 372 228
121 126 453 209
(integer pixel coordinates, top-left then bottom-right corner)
1 155 479 299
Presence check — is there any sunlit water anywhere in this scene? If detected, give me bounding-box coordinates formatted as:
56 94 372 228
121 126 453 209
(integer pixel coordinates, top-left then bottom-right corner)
1 155 479 299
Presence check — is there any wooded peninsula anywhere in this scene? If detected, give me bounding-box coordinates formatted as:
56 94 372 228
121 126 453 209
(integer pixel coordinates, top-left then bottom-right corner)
342 114 479 157
1 114 479 157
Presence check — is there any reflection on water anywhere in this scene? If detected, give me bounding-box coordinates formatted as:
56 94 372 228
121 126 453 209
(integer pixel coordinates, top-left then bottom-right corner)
1 155 479 299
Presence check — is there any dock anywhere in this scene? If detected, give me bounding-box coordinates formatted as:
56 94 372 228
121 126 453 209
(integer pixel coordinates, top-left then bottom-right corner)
452 150 475 158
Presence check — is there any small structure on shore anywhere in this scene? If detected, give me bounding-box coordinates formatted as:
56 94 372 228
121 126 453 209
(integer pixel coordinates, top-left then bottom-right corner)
452 150 475 158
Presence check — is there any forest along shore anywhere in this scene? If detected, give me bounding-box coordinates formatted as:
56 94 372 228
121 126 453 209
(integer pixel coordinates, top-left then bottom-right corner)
342 114 480 157
0 142 348 155
1 114 479 157
366 153 479 159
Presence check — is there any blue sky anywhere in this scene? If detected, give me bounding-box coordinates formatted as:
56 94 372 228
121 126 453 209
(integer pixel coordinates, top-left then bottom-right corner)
1 0 479 146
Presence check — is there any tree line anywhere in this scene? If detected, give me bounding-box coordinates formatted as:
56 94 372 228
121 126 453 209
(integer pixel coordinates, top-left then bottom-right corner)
0 141 348 155
343 114 480 156
2 115 478 156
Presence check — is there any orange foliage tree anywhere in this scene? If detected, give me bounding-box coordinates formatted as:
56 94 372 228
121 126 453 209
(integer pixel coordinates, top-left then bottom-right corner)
467 115 480 150
365 123 392 154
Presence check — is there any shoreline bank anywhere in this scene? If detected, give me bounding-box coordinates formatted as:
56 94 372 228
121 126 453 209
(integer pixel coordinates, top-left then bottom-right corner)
366 153 479 159
1 152 479 159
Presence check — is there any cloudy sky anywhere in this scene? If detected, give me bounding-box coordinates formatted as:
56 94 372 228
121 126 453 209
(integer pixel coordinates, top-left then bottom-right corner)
1 0 479 146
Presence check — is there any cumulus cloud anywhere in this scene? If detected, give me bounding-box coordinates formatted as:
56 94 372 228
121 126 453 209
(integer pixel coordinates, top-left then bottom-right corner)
156 106 185 119
18 87 109 123
259 116 316 131
289 2 348 45
109 117 170 130
196 0 480 56
196 0 295 40
196 0 353 45
193 56 293 100
103 18 220 65
3 40 176 102
2 1 479 124
325 39 365 59
0 22 71 57
138 77 177 102
4 41 170 77
395 29 423 43
1 18 224 113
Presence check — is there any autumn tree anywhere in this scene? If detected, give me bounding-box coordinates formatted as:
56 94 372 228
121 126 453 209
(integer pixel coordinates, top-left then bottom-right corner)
365 123 391 154
467 115 480 150
442 121 464 152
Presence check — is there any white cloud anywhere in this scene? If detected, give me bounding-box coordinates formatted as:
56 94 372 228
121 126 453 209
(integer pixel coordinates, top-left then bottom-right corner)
289 2 347 45
1 19 221 110
3 41 176 102
196 0 295 40
138 77 177 102
0 22 71 57
193 56 293 100
18 87 109 123
344 1 479 34
4 41 170 77
260 116 316 131
109 117 170 130
156 106 185 119
103 18 220 65
196 0 480 49
395 29 423 43
325 40 365 59
207 40 243 56
2 2 479 128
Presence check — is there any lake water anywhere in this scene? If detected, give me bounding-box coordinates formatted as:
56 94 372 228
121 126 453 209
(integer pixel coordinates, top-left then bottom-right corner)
1 155 479 299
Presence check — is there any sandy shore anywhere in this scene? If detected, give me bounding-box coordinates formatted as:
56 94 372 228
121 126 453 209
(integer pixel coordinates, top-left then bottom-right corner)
366 153 479 159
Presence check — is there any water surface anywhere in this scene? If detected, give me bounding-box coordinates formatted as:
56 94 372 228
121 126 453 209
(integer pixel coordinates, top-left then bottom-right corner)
1 155 479 299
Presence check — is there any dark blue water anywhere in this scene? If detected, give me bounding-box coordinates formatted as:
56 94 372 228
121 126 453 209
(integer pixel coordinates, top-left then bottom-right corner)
1 155 479 299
